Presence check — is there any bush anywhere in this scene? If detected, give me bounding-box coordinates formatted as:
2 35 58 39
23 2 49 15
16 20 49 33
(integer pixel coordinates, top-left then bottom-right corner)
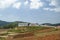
0 37 6 40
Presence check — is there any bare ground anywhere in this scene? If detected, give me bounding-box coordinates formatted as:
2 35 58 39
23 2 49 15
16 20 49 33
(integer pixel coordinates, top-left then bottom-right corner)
6 28 60 40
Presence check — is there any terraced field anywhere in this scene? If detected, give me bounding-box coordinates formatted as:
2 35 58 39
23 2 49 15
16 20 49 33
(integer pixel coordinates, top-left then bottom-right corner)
0 26 60 40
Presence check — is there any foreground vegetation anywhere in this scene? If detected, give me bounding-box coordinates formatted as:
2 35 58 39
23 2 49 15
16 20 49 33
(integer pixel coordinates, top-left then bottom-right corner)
7 26 53 33
0 26 60 40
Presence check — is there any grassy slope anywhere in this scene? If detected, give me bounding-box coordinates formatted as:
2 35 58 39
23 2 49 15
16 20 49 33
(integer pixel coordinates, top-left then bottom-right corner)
0 26 60 40
11 26 60 40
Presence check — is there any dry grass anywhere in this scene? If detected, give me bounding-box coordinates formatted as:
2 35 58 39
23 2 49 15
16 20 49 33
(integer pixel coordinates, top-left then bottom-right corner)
0 26 60 40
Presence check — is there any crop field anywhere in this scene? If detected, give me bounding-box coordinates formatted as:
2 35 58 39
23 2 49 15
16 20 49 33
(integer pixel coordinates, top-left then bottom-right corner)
0 26 60 40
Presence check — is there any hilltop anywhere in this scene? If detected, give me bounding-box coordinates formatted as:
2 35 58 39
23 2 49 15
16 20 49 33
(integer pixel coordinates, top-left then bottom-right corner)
41 23 60 26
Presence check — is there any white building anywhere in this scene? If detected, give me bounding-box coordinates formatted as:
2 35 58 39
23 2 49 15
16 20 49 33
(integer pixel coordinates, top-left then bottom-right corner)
29 23 39 26
18 23 28 26
18 22 39 27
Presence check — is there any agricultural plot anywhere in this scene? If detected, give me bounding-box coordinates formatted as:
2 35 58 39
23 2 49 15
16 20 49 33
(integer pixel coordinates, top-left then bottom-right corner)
0 26 60 40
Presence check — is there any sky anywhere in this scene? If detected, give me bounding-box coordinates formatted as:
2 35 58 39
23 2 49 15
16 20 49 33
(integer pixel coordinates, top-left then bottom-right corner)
0 0 60 24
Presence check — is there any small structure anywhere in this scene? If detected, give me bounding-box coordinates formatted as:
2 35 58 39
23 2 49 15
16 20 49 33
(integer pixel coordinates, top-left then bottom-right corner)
18 23 29 26
56 26 60 28
29 23 39 26
18 22 39 27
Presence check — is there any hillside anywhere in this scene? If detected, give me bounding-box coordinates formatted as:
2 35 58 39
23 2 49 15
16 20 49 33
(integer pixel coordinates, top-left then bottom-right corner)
0 20 10 26
41 23 60 26
0 20 29 26
0 26 60 40
0 20 60 29
0 20 28 29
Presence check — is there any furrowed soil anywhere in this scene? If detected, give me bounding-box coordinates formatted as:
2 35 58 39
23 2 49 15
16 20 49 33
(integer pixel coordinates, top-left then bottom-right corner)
2 28 60 40
6 27 60 40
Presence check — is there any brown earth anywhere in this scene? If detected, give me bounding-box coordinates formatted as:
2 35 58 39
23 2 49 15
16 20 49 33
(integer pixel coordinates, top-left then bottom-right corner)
0 27 60 40
0 29 8 32
6 28 60 40
10 33 60 40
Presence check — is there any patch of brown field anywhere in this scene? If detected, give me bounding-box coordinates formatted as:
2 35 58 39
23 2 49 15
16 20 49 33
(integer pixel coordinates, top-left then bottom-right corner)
6 32 34 40
6 29 60 40
0 29 9 35
0 29 8 32
13 32 34 38
12 33 60 40
5 27 60 40
35 27 60 33
37 33 60 40
35 28 53 33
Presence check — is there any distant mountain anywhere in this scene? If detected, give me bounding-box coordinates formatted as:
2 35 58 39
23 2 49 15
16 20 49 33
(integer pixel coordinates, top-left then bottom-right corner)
0 20 28 26
0 20 60 27
52 23 60 26
41 23 53 26
41 23 60 26
0 20 29 29
0 20 11 26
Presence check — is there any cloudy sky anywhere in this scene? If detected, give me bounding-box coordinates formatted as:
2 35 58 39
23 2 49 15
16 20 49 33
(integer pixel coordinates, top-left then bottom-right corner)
0 0 60 24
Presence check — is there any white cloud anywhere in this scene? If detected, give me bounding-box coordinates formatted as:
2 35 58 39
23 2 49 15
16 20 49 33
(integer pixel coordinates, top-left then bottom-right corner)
49 0 60 12
0 0 17 9
43 0 60 12
0 0 43 9
49 9 55 11
43 7 60 12
30 2 43 9
54 7 60 12
43 8 56 12
43 8 50 11
30 0 40 2
49 0 57 6
24 1 29 5
12 2 21 9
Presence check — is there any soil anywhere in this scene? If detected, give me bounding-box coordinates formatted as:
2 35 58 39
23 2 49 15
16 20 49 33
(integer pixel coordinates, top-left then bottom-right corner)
6 29 60 40
11 33 60 40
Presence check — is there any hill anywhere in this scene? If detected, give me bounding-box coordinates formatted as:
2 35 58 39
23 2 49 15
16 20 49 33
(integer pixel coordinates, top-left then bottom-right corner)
41 23 60 26
0 20 11 26
0 20 27 26
0 20 28 29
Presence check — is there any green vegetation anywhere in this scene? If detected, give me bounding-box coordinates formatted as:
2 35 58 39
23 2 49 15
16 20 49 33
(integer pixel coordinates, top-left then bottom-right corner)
0 22 18 29
25 26 49 32
0 26 60 40
7 26 54 33
0 26 60 35
7 26 43 33
0 37 6 40
8 29 25 33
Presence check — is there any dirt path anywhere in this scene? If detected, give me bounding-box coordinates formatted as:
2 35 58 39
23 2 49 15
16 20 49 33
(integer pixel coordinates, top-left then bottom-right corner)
13 33 60 40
